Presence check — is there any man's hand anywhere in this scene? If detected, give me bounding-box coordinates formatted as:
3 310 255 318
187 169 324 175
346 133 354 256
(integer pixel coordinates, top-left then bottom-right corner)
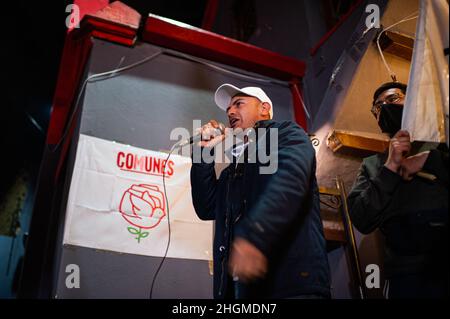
385 130 411 173
228 238 268 283
194 119 225 148
400 151 430 181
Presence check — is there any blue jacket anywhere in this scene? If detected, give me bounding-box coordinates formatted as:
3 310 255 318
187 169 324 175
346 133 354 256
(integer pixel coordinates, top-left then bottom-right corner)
190 120 330 298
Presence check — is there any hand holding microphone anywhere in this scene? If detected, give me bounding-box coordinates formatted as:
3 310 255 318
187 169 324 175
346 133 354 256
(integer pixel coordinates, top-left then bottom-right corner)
194 120 226 148
175 120 226 149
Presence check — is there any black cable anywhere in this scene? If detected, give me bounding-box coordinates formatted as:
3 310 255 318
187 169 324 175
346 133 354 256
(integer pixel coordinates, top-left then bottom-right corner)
48 46 297 155
47 50 163 153
149 143 179 299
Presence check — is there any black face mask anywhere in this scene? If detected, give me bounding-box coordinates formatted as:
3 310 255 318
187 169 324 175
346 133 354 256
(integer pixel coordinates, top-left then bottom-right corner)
377 103 404 136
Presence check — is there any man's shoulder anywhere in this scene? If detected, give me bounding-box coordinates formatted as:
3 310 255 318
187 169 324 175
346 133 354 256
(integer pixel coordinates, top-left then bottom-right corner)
264 121 314 157
271 120 302 129
269 120 307 137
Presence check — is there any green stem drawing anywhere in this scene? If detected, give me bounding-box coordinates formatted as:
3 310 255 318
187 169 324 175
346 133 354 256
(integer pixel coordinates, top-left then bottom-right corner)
127 226 149 243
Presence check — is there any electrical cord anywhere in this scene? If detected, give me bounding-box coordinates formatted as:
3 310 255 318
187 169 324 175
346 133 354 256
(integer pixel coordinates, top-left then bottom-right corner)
163 50 290 87
376 11 418 82
49 46 313 154
48 49 164 153
149 141 181 299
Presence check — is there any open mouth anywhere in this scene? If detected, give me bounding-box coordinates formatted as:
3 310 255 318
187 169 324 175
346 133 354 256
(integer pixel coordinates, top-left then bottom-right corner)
229 118 239 128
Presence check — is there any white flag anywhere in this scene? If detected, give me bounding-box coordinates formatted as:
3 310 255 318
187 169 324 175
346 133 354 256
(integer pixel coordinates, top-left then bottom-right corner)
62 134 213 261
403 0 449 145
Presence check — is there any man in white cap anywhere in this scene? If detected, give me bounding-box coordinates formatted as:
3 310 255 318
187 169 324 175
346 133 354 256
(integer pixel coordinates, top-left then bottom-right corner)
195 84 274 148
190 84 330 299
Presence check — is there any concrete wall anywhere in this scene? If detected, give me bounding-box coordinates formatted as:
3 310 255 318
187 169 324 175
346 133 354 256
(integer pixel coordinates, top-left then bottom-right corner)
314 0 418 298
334 0 418 132
316 0 415 190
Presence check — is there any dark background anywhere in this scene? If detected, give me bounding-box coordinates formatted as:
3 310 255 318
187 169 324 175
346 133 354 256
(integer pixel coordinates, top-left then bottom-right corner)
1 0 358 198
0 0 363 299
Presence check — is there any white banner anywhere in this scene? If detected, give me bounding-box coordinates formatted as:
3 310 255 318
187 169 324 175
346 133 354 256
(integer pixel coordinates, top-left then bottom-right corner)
403 0 449 145
63 134 213 261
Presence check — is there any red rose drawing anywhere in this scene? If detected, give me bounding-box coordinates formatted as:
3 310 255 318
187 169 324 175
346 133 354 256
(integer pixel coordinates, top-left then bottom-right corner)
119 184 166 243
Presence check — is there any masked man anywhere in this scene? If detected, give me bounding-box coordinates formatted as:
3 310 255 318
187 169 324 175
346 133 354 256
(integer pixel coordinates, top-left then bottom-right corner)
347 82 449 298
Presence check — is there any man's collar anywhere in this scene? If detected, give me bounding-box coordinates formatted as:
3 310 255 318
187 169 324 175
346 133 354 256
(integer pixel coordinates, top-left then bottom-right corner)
253 119 276 129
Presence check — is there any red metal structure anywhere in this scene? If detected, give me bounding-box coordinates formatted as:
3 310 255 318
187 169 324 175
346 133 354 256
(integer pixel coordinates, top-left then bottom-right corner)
20 0 309 297
48 1 308 151
48 1 310 182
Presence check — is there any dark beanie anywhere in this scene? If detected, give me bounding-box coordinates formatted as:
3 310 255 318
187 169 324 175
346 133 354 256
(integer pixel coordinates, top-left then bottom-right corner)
372 82 407 105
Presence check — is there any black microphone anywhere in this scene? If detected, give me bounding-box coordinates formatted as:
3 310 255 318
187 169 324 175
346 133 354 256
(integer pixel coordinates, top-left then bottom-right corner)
176 122 226 148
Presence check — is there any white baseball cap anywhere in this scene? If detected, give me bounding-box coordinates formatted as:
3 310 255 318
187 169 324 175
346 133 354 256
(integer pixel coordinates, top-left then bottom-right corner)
214 84 273 119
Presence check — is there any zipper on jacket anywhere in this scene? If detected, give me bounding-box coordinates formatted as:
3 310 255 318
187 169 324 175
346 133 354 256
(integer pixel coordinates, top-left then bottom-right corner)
218 173 232 297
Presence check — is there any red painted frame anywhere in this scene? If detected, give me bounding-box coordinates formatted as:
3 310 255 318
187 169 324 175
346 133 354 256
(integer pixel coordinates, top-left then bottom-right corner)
143 15 306 81
47 1 309 180
142 14 307 130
